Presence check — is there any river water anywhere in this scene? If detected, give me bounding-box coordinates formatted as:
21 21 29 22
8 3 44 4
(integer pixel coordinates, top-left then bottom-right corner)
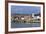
11 22 40 28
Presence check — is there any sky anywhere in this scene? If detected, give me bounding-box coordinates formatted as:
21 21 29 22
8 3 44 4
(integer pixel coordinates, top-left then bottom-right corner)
11 6 40 15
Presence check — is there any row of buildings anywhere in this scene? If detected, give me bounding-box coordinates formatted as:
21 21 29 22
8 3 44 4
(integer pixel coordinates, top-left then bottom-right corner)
11 13 40 23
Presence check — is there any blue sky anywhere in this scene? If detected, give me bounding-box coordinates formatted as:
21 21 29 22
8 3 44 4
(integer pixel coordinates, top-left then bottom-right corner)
11 6 40 15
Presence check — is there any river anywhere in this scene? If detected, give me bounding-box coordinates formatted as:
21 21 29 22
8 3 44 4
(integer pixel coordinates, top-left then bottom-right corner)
11 22 40 28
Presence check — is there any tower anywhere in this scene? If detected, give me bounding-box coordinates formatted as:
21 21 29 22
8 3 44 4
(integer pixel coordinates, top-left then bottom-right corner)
32 13 34 18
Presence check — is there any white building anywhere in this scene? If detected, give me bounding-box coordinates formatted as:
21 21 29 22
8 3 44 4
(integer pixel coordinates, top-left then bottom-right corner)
32 13 40 19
